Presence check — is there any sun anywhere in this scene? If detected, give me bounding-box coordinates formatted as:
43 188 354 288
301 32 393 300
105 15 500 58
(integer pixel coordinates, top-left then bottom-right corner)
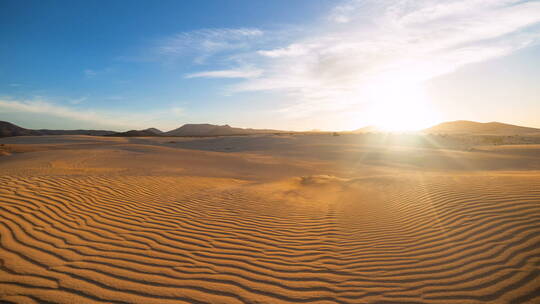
365 80 439 132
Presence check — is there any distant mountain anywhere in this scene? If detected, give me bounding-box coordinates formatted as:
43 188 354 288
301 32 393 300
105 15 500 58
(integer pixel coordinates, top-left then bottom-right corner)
164 124 285 137
0 121 115 137
106 129 162 137
6 119 537 139
424 120 540 135
0 121 286 138
35 129 115 136
0 121 38 137
143 128 163 135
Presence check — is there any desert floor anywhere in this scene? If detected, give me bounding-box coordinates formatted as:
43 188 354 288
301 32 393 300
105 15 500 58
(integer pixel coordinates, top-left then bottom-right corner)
0 134 539 304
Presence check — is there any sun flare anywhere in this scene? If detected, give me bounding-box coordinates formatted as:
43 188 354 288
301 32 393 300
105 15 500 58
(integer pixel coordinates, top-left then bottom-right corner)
366 80 440 132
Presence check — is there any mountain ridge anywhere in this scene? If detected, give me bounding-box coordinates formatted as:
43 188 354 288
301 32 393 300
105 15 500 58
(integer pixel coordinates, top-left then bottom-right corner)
163 123 286 137
0 121 116 137
2 120 539 138
143 128 163 135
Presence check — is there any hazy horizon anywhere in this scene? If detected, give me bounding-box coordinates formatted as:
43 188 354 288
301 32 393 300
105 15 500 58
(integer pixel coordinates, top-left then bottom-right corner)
3 117 540 134
1 0 540 132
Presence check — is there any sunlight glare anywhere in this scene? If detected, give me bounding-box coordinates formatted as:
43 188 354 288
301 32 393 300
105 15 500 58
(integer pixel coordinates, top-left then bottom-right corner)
365 78 439 132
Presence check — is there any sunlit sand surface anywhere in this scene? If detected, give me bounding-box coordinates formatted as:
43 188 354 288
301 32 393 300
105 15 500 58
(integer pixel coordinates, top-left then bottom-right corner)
1 134 539 303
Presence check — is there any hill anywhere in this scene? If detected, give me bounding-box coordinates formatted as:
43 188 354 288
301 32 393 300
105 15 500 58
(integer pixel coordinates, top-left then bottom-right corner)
35 129 115 136
0 121 39 137
164 124 285 136
106 129 162 137
424 120 540 135
0 121 115 137
143 128 163 135
0 121 285 138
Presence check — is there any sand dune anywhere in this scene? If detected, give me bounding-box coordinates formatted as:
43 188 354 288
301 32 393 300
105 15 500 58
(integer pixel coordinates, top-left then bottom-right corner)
1 135 539 303
424 120 540 135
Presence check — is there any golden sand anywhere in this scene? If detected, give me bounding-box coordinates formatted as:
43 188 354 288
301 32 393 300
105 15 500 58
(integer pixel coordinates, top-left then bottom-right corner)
0 134 539 303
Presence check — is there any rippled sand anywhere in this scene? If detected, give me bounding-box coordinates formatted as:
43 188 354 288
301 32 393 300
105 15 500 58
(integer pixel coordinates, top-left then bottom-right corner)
1 135 539 303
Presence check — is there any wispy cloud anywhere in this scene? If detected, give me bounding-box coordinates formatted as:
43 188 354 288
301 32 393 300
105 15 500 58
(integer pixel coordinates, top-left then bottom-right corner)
218 0 540 118
185 67 262 79
69 96 88 105
0 98 184 130
328 1 361 24
156 28 264 64
257 44 310 58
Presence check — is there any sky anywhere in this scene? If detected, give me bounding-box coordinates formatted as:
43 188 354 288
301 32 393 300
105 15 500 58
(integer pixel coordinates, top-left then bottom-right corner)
1 0 539 132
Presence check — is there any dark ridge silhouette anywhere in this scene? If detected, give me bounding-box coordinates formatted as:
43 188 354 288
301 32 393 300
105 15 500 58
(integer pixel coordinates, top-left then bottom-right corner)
143 127 163 135
106 129 162 137
0 121 38 137
1 121 116 137
3 120 540 138
35 129 116 136
164 123 286 136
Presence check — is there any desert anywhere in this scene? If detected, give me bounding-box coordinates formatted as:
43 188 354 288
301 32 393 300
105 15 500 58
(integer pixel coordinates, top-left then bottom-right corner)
3 0 540 302
1 122 539 303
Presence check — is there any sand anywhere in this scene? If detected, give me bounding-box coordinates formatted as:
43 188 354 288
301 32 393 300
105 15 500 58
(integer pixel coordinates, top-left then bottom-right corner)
0 134 539 303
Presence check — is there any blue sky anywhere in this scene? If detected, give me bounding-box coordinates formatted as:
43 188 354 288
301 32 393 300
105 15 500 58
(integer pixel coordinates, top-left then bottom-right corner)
1 0 539 131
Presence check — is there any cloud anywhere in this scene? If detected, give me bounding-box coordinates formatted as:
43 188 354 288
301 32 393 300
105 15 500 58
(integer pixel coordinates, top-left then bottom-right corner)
220 0 540 118
185 68 262 79
257 44 310 58
156 28 264 64
69 96 88 105
0 99 130 128
328 1 361 23
0 98 185 130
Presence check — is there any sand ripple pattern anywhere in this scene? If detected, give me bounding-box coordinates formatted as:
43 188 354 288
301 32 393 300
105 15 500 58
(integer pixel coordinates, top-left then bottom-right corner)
0 175 539 303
